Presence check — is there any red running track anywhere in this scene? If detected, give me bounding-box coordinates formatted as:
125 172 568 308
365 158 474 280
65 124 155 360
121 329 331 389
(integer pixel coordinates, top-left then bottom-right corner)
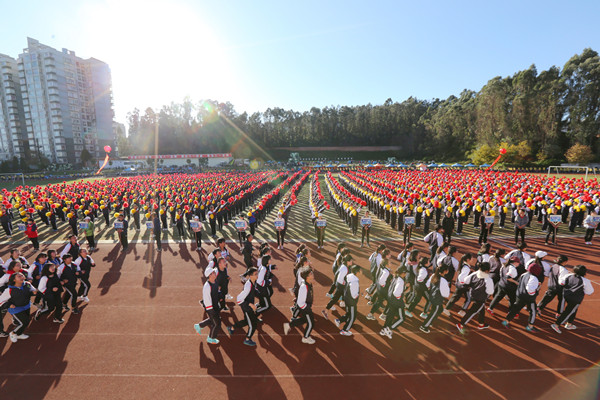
0 236 599 400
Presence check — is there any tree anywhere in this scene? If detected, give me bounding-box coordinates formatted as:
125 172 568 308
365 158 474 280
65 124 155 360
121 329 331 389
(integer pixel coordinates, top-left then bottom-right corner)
470 144 498 165
565 143 594 164
80 149 93 166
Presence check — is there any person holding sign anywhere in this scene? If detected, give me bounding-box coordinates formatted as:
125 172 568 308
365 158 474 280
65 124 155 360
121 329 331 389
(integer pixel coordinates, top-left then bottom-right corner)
236 216 248 247
115 214 129 251
274 212 286 249
314 214 326 249
83 217 95 251
191 216 203 251
583 211 599 245
403 210 415 246
478 210 493 245
545 208 561 245
360 211 372 248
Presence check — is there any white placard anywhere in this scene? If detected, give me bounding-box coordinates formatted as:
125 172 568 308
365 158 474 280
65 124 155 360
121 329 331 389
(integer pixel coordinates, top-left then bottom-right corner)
316 219 327 227
190 221 200 229
274 218 285 230
79 222 88 230
146 221 154 229
592 216 600 224
235 220 247 231
17 223 26 231
361 217 372 226
114 221 124 230
548 215 562 224
404 216 415 225
485 216 495 224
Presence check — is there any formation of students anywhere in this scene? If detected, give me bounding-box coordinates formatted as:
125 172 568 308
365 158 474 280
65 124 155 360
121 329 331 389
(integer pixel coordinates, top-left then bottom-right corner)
194 234 594 347
332 169 600 246
0 239 96 343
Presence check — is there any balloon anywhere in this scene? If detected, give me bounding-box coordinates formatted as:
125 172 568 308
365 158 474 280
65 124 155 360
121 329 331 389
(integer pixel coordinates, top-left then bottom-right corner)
499 148 507 154
104 145 112 153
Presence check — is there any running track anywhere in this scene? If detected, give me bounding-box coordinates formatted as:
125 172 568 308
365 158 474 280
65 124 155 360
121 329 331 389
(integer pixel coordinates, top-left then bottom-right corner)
1 235 599 399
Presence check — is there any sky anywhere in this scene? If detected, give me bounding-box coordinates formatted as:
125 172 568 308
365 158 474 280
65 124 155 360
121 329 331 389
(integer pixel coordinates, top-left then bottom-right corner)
1 0 600 128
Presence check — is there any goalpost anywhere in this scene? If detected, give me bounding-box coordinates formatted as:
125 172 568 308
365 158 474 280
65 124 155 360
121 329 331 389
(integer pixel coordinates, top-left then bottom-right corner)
547 165 598 181
0 172 25 187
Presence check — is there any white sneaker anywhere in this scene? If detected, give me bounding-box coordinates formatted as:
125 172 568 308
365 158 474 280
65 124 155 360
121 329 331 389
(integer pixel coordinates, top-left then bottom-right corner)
334 318 341 328
225 294 234 300
379 328 387 337
564 323 577 330
385 327 393 339
442 309 451 316
77 296 84 301
457 310 466 317
302 336 316 344
16 334 29 340
339 301 345 308
9 332 17 343
379 314 387 321
283 322 291 335
339 330 353 336
83 296 90 302
325 293 333 298
366 313 376 320
330 306 336 312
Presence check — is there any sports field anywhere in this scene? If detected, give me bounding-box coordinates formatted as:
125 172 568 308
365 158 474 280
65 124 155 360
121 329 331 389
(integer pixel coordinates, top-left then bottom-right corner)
0 173 599 400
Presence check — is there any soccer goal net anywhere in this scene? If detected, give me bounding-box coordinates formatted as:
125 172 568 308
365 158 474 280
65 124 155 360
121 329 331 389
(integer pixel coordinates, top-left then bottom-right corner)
547 165 598 181
0 172 25 188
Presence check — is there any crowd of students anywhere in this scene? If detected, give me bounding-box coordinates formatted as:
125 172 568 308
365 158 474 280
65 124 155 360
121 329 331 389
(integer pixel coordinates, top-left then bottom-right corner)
194 233 594 347
0 239 96 342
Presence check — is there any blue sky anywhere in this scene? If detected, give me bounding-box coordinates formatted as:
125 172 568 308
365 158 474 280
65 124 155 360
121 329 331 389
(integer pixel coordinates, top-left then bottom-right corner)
1 0 599 125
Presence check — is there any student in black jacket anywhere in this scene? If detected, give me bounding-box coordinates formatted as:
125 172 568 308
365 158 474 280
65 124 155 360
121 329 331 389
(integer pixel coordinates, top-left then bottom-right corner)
36 263 64 323
152 212 162 251
58 254 80 314
242 234 254 269
194 267 221 344
441 210 455 243
537 255 568 316
551 265 594 333
283 267 316 344
115 214 129 251
228 267 260 347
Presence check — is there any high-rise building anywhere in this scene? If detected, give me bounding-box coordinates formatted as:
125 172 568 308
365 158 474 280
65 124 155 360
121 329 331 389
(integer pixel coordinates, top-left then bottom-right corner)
14 37 115 165
0 53 27 161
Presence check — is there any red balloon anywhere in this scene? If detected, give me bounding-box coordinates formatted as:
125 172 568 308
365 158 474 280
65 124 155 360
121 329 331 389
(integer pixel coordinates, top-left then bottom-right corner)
104 145 112 153
499 148 507 155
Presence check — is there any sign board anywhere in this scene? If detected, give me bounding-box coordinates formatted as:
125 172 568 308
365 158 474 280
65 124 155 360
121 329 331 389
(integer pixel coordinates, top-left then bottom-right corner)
274 218 285 230
404 216 415 225
190 221 200 229
548 215 562 224
361 217 372 226
146 221 154 229
235 220 247 231
485 216 495 224
592 216 600 224
17 223 26 232
114 221 124 230
79 222 88 230
316 219 327 227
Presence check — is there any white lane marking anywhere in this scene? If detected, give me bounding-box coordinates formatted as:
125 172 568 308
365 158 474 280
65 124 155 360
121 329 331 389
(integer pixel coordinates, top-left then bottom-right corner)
1 366 598 379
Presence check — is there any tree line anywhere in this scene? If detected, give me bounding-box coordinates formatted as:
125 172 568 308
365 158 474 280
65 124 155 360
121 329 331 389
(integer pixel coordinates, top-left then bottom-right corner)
119 48 600 165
